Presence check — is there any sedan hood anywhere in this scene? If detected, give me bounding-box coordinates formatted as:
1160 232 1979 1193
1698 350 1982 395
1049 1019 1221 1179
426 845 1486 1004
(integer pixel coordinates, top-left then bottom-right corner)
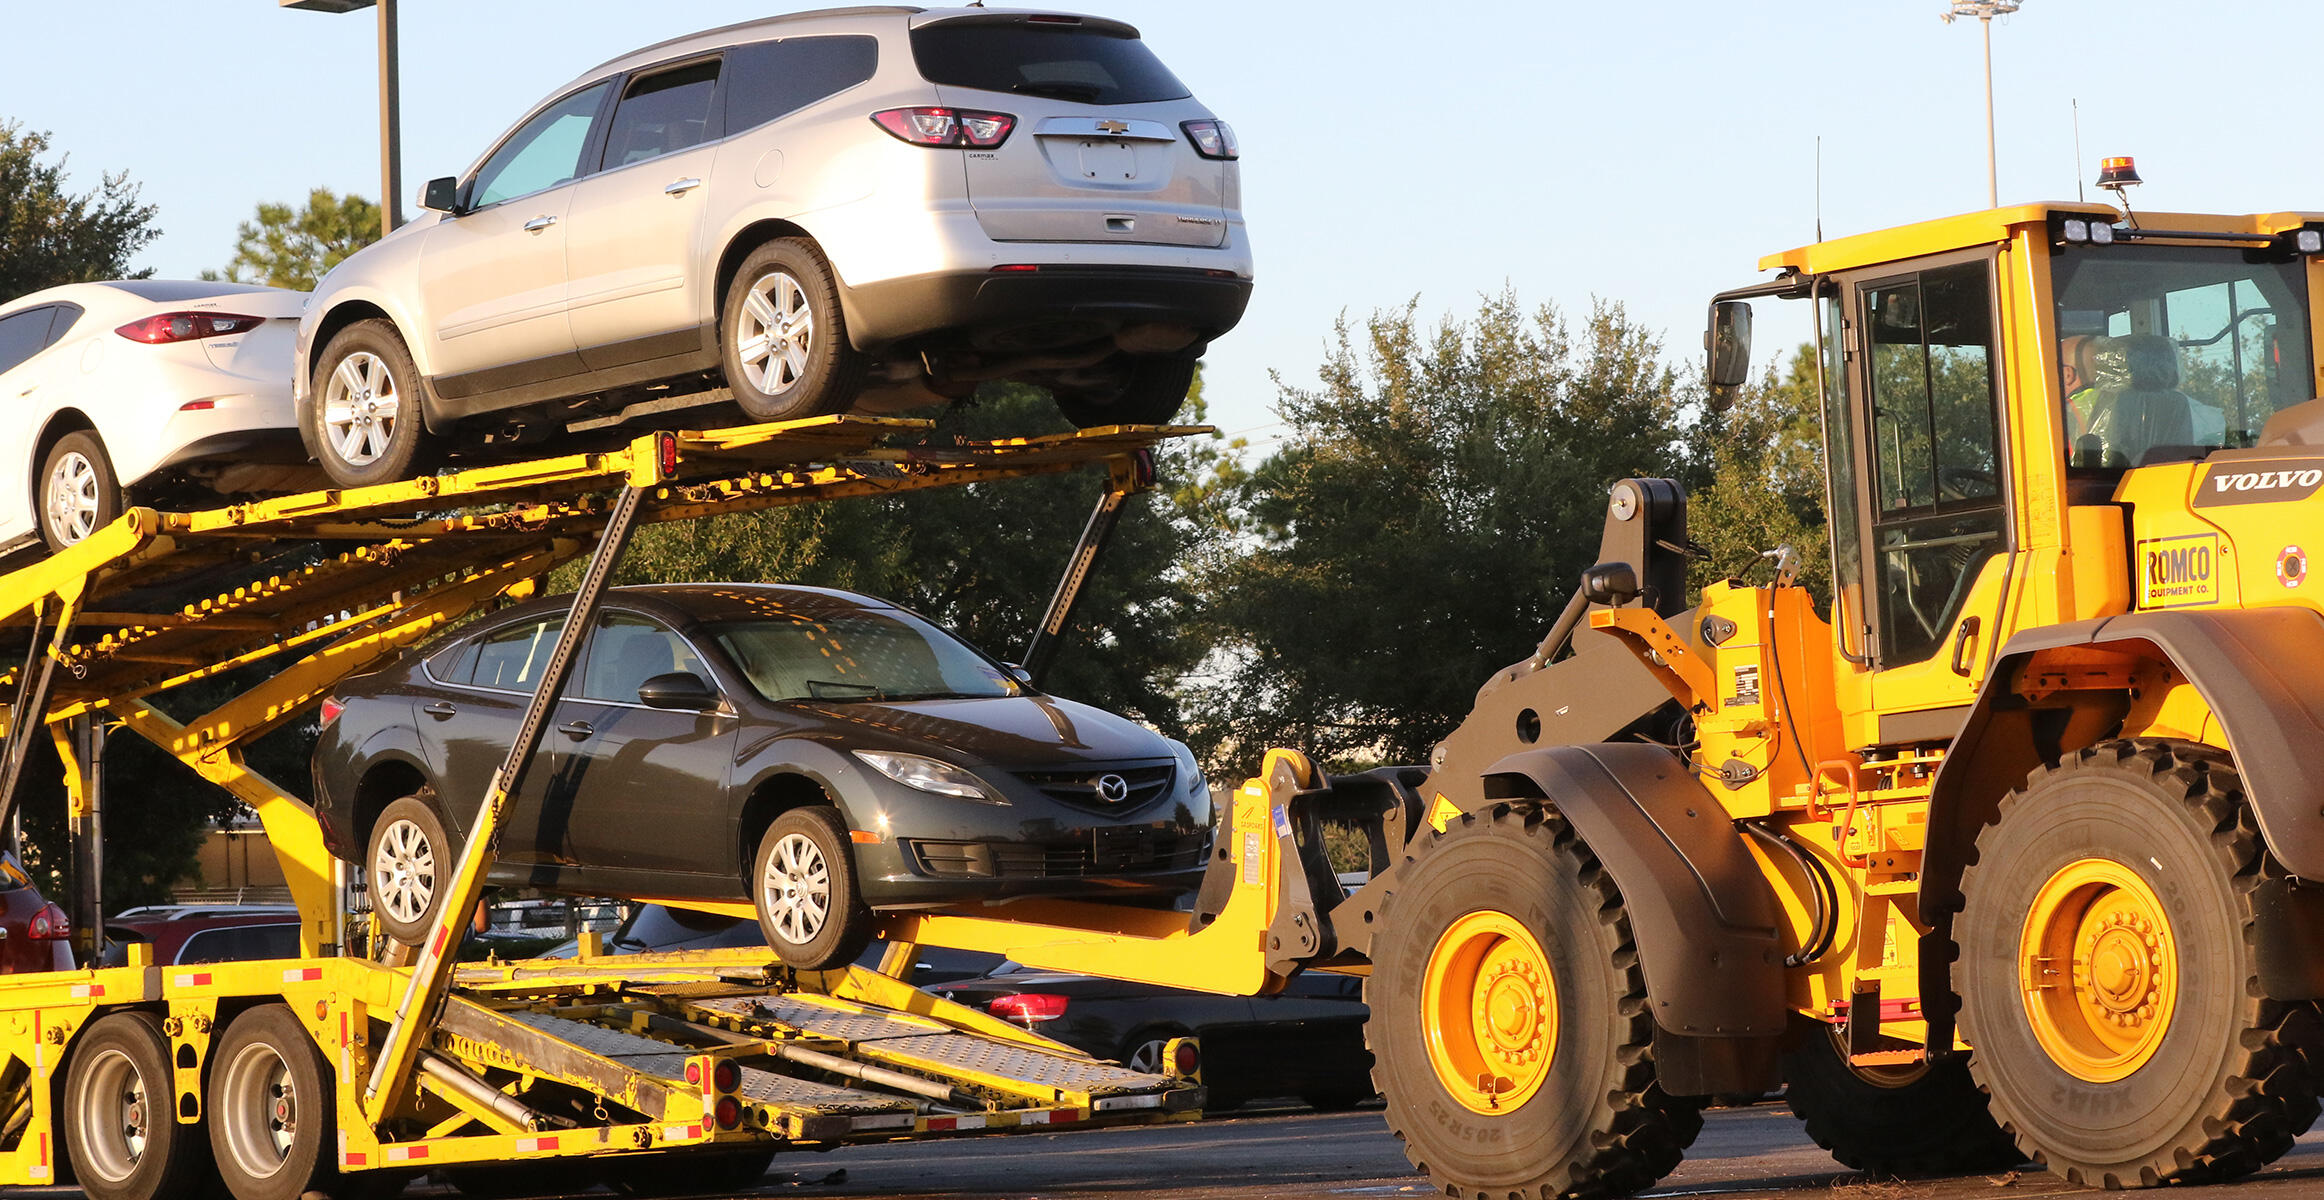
786 693 1171 767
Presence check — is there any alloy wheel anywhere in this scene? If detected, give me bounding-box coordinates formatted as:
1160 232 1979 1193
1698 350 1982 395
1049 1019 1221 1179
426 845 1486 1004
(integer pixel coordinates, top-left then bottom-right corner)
321 349 400 467
372 816 437 926
44 450 102 545
735 271 815 396
761 831 832 946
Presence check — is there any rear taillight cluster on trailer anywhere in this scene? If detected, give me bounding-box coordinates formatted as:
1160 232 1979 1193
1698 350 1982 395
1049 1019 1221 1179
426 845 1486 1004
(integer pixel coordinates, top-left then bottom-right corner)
115 312 266 344
987 992 1069 1027
1181 120 1238 160
687 1055 745 1131
872 107 1017 148
26 903 69 941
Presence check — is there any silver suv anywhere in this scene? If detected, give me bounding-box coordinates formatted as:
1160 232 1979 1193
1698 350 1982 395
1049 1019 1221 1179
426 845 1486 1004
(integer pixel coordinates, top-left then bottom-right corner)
295 6 1250 486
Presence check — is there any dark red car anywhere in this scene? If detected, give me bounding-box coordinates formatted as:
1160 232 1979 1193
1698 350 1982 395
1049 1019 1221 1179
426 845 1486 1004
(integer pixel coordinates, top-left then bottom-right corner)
0 854 75 973
97 904 301 967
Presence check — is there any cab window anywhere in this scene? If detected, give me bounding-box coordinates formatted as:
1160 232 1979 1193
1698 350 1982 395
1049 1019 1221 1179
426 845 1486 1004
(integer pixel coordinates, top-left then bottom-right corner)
472 82 611 208
600 59 721 171
1860 259 2007 669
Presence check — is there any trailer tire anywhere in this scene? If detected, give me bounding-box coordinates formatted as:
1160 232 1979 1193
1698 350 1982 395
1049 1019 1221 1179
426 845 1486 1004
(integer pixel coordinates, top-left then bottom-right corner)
368 794 450 947
720 239 865 423
1366 801 1701 1200
209 1004 339 1200
64 1011 214 1200
1781 1020 2021 1177
751 806 872 969
1957 740 2324 1188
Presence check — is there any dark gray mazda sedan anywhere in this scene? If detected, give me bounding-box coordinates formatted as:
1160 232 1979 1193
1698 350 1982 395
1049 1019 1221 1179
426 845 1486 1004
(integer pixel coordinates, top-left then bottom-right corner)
312 583 1212 968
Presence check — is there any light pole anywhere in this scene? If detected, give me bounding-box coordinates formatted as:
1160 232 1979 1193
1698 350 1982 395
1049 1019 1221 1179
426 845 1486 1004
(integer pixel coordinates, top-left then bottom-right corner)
280 0 402 237
1942 0 2021 209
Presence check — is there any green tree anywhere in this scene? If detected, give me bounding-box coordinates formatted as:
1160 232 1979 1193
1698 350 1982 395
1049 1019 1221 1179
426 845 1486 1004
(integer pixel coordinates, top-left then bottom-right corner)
1190 293 1702 770
0 122 158 299
212 188 379 290
608 381 1237 738
1687 343 1830 603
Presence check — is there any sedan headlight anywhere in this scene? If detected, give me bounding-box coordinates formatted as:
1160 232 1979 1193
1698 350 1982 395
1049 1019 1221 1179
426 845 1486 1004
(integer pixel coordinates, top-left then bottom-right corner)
1169 739 1211 802
854 750 1005 804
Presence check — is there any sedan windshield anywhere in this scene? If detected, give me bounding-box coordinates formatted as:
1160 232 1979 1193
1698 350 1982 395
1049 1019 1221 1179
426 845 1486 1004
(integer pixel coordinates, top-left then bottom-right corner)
712 607 1017 703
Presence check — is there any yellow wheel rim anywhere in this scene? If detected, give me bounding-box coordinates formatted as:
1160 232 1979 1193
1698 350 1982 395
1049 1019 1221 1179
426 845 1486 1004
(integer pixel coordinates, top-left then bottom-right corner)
1421 910 1558 1115
2018 857 2177 1083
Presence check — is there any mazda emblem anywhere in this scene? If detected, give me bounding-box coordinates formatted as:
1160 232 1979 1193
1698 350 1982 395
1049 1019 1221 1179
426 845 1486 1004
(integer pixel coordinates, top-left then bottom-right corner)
1095 774 1131 803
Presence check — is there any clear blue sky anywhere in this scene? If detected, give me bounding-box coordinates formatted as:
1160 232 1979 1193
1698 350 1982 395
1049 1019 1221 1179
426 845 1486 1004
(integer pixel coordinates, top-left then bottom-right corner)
7 1 2321 449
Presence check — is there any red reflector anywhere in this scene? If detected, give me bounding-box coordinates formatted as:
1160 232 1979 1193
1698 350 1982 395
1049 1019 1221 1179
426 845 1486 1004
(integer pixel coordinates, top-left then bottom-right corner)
116 312 266 344
179 399 218 411
988 993 1068 1025
319 698 345 726
685 1061 703 1085
991 264 1042 273
1172 1039 1201 1076
715 1097 742 1130
27 903 69 941
656 431 679 478
871 107 1016 148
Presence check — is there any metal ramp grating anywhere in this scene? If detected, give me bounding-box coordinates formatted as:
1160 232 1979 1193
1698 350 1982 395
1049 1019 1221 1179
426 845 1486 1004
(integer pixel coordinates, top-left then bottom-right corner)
504 1013 914 1115
687 995 1175 1096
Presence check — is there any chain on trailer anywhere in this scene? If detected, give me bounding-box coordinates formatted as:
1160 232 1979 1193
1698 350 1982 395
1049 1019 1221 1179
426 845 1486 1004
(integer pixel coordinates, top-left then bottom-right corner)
0 414 1337 1196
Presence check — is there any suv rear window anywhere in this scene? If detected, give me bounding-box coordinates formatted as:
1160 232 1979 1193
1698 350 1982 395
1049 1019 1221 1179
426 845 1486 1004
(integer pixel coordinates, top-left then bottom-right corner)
910 20 1189 105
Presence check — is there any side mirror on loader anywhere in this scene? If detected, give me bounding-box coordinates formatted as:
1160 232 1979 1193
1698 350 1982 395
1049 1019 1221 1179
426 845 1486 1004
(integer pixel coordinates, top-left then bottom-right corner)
1706 299 1753 389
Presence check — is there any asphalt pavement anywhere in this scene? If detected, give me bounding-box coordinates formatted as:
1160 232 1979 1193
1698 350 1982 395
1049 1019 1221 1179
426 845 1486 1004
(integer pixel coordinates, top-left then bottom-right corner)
375 1100 2324 1200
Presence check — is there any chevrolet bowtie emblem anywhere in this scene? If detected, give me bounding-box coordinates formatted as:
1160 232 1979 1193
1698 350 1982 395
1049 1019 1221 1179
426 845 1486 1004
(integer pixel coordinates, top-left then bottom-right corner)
1097 120 1129 134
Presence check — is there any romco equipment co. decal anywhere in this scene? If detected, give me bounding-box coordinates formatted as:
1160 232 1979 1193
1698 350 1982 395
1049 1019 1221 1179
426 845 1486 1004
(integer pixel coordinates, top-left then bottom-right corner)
2139 533 2221 609
2193 460 2324 508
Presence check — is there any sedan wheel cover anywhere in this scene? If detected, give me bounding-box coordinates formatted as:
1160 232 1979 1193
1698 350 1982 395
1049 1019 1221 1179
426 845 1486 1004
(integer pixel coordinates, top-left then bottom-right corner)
762 832 832 946
1126 1039 1171 1074
735 271 815 397
373 817 437 925
44 450 102 544
321 350 400 466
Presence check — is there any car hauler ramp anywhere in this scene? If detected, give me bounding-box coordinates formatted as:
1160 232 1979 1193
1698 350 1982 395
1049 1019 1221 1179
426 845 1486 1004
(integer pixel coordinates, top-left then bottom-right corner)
0 415 1228 1200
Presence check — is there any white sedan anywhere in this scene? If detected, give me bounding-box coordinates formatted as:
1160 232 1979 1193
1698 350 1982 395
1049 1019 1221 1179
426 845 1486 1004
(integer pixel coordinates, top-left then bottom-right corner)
0 281 310 552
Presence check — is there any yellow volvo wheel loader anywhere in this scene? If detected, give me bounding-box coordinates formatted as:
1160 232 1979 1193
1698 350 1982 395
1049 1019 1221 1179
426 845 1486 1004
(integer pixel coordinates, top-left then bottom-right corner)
1346 193 2324 1197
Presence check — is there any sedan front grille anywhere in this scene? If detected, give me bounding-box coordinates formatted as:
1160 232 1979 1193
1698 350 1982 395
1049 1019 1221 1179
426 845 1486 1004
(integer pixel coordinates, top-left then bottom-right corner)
1013 764 1175 813
907 826 1209 880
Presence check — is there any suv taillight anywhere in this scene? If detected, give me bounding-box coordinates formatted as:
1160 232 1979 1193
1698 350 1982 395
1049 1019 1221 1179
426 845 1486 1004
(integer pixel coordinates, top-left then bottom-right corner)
27 903 69 941
1182 120 1238 161
115 312 267 344
871 107 1016 149
987 992 1068 1026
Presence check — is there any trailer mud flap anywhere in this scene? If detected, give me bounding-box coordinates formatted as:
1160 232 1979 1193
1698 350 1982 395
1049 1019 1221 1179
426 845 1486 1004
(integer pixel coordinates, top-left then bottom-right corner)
1482 743 1786 1059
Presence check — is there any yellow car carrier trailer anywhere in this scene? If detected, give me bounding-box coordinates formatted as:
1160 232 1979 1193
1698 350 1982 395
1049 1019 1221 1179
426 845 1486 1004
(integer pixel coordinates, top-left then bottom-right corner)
0 414 1358 1200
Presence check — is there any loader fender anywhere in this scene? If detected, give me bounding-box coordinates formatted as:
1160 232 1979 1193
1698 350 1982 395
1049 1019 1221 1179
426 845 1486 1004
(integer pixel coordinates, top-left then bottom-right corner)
1481 742 1786 1040
1923 608 2324 999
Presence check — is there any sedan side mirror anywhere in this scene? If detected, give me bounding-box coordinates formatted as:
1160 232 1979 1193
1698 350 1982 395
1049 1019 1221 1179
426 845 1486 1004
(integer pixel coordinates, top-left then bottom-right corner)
1002 662 1034 684
420 175 463 214
637 671 720 711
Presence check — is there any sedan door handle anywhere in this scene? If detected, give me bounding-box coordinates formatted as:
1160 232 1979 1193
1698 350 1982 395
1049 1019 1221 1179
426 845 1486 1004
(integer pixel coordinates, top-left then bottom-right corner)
557 720 594 740
421 701 457 720
523 215 559 233
664 177 703 196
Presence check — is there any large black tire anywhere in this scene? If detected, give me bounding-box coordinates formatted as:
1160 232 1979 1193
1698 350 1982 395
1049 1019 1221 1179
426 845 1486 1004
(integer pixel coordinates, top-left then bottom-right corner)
367 792 452 948
309 319 438 489
1367 802 1701 1199
719 239 867 423
1054 352 1197 428
1957 740 2324 1188
751 806 873 970
64 1011 215 1200
38 429 123 553
1781 1020 2021 1177
208 1005 340 1200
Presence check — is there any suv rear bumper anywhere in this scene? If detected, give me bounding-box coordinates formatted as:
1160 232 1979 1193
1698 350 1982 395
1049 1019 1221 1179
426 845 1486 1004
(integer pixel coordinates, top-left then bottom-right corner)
839 264 1253 354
